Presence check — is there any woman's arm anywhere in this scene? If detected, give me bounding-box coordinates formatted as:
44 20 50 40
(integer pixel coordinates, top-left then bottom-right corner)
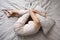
32 10 46 17
29 10 40 29
2 9 28 17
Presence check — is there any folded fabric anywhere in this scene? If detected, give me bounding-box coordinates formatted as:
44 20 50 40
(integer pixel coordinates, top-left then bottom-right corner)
36 14 55 34
34 5 46 13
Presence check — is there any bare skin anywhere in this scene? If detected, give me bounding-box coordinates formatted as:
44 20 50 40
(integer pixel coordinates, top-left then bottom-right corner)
29 10 40 29
32 10 46 17
2 9 46 36
2 9 46 28
2 9 46 17
2 9 28 17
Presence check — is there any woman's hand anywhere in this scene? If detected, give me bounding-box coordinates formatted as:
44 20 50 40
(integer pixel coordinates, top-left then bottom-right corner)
29 9 37 15
32 10 46 17
2 9 20 17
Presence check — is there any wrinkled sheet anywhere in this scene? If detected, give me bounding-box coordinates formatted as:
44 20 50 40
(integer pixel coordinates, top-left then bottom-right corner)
0 0 60 40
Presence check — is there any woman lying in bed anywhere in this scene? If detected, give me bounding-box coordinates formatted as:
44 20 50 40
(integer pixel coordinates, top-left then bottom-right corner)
2 0 55 36
2 8 55 36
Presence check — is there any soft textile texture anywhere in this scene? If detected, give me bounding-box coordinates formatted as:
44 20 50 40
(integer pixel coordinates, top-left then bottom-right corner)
0 0 60 40
8 0 55 35
13 13 40 36
36 14 55 34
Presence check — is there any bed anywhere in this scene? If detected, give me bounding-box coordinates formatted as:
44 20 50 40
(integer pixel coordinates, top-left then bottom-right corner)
0 0 60 40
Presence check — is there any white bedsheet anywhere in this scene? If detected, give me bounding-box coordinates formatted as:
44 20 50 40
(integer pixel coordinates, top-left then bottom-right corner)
0 0 60 40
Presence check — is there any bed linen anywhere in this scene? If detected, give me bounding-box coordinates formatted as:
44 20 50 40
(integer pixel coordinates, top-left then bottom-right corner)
0 0 60 40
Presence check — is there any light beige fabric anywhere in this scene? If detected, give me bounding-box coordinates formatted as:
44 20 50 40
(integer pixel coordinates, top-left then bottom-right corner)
14 13 40 36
